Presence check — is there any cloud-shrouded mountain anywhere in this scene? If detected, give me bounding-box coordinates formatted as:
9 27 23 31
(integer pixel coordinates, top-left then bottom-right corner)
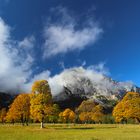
0 63 139 110
50 66 139 104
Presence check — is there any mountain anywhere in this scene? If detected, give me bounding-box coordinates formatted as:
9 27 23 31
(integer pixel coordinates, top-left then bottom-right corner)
53 67 140 109
0 67 139 110
0 92 16 109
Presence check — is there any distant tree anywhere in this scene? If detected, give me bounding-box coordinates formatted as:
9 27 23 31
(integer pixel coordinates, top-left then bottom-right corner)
77 100 105 123
113 92 140 123
91 105 104 123
30 80 52 128
75 100 97 114
102 114 115 124
59 112 64 123
79 112 93 123
48 104 60 123
0 108 7 123
59 108 76 123
79 105 104 124
6 94 30 125
52 104 60 115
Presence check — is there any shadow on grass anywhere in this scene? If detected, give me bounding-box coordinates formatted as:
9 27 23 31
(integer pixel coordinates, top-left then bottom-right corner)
45 126 117 130
54 127 95 130
91 138 99 140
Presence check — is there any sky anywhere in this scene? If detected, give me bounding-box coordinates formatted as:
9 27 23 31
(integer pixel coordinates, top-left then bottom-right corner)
0 0 140 93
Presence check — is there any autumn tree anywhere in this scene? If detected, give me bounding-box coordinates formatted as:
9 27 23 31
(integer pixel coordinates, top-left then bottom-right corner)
6 105 19 124
59 108 76 123
47 104 60 123
77 100 104 123
113 92 140 123
6 94 30 125
91 105 104 123
75 100 97 114
79 105 104 123
30 80 52 128
0 108 7 123
79 112 93 123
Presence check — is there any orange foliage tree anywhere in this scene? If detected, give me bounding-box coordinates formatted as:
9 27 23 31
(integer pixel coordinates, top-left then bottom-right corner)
6 94 30 125
59 108 76 123
113 92 140 123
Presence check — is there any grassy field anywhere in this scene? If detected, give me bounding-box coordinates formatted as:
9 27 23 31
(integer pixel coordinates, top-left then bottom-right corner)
0 124 140 140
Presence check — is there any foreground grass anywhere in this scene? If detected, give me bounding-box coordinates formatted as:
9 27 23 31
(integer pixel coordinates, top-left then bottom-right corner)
0 124 140 140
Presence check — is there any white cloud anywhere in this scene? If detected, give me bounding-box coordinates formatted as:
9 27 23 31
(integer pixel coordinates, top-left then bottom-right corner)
87 62 109 75
81 60 86 66
27 63 98 95
0 17 35 93
23 70 51 92
18 36 35 50
25 62 108 95
43 7 103 58
47 64 108 96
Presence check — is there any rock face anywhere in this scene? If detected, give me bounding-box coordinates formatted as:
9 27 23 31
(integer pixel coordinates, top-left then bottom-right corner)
53 67 139 108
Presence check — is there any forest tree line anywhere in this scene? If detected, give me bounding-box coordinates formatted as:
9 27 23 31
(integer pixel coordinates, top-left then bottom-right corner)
0 80 140 128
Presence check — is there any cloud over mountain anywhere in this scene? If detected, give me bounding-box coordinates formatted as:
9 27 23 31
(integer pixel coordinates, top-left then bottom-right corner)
47 64 135 97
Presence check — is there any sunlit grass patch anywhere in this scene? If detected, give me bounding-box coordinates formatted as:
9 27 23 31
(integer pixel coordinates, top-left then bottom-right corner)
0 124 140 140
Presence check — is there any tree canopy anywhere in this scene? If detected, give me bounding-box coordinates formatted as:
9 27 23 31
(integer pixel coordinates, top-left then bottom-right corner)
30 80 53 128
59 108 76 123
6 94 30 125
77 100 104 123
113 92 140 123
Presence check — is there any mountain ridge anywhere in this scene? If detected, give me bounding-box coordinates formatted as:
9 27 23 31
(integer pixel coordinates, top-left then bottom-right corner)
53 67 140 108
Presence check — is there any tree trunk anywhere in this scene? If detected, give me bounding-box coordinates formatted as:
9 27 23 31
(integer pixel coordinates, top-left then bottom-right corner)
40 121 44 128
26 121 28 126
136 118 140 124
21 114 24 126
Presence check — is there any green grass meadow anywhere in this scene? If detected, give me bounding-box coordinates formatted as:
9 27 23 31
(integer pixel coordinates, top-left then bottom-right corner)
0 124 140 140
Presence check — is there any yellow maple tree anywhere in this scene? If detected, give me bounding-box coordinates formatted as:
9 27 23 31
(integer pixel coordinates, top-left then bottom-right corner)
30 80 53 128
113 92 140 123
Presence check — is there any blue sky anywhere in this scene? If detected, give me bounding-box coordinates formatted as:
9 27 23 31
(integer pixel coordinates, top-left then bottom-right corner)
0 0 140 93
